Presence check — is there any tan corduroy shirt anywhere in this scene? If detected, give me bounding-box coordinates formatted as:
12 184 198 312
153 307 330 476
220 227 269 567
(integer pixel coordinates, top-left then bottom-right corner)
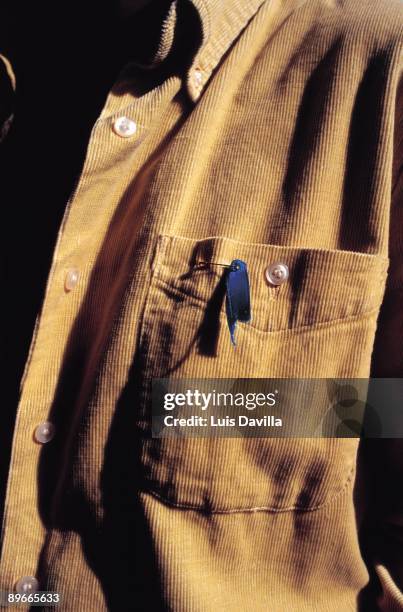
1 0 403 610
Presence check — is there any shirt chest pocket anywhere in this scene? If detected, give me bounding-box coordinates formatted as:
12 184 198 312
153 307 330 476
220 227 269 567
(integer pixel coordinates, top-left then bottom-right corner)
136 234 388 513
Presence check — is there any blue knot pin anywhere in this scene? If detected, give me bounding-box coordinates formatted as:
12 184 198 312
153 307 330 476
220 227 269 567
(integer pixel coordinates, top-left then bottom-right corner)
225 259 252 346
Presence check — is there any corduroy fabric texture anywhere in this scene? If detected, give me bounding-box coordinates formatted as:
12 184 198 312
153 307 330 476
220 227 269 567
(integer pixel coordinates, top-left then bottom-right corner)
1 0 403 610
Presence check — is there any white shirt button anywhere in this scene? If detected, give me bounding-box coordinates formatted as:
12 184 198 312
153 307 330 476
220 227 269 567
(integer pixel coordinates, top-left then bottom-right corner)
113 116 137 138
64 268 80 292
265 262 289 286
192 68 203 89
34 421 55 444
15 576 39 595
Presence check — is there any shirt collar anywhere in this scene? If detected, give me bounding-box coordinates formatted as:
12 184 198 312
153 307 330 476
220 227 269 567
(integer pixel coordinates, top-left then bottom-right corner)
126 0 268 101
187 0 268 100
